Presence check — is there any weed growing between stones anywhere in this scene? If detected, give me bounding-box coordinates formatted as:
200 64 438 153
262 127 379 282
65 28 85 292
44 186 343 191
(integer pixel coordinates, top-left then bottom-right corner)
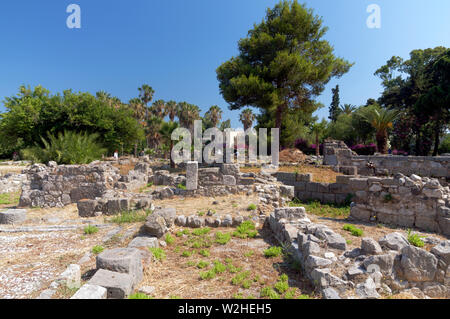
289 199 350 218
149 247 166 262
264 246 283 258
165 234 175 245
109 210 149 224
343 224 363 237
83 225 99 235
247 204 257 211
407 229 426 247
92 245 104 254
129 293 152 299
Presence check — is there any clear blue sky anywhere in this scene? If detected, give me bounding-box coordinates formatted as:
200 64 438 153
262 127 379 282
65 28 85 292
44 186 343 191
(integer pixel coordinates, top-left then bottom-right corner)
0 0 449 128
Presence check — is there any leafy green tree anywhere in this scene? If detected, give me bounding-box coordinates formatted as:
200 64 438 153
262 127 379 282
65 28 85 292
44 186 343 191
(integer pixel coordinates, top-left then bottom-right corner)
216 0 352 138
414 49 450 155
329 85 340 122
375 46 448 155
0 86 144 157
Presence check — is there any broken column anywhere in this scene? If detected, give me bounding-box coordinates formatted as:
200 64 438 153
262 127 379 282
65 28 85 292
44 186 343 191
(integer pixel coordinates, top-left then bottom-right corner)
186 161 198 190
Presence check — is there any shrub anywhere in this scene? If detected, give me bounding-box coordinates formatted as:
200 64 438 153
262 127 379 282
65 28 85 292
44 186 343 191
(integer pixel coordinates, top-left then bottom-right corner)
199 269 216 280
177 183 186 190
343 224 363 237
149 247 166 261
264 246 283 258
407 229 425 247
274 276 289 294
351 143 377 155
212 260 227 274
215 232 231 245
247 204 257 211
92 245 104 254
84 225 99 235
181 250 193 257
21 130 107 164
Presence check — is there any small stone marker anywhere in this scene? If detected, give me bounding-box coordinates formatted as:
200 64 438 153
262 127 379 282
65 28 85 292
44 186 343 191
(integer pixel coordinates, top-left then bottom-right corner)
71 284 107 299
186 161 198 190
88 269 134 299
0 209 27 224
96 248 143 287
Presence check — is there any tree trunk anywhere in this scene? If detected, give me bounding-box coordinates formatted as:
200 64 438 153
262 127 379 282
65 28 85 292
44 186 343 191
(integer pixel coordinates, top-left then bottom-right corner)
432 123 441 156
376 130 388 154
315 133 320 157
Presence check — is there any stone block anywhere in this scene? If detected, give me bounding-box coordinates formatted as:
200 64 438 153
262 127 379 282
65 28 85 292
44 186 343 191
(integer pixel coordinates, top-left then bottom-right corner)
88 269 134 299
0 209 27 224
223 175 236 186
96 248 143 287
186 161 198 190
71 284 107 299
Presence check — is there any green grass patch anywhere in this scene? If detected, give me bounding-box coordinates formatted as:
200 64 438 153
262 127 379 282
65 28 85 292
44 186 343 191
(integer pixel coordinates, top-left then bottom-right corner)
181 250 193 257
260 287 280 299
129 293 152 299
231 271 251 286
244 250 254 257
0 192 20 205
176 229 190 237
215 232 231 245
149 247 166 261
233 221 258 239
247 204 257 211
165 234 175 245
198 249 210 257
343 224 363 237
264 246 283 258
92 245 104 254
274 275 289 294
199 269 216 280
196 261 210 269
84 225 99 235
109 210 149 224
177 183 186 190
289 199 350 218
192 227 211 236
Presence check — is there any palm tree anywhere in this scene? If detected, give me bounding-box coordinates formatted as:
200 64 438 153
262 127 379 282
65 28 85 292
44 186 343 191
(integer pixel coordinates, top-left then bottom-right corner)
311 120 328 156
138 84 155 121
146 116 163 150
165 100 178 122
128 98 146 122
177 102 201 132
151 100 167 118
340 104 357 115
361 106 400 154
205 105 223 127
159 121 179 168
240 108 256 131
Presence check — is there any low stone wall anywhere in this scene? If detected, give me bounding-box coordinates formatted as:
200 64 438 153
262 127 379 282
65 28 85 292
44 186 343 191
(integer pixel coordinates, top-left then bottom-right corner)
276 172 353 205
350 174 450 236
268 207 450 299
323 139 450 180
0 173 27 194
19 162 127 208
277 172 450 236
